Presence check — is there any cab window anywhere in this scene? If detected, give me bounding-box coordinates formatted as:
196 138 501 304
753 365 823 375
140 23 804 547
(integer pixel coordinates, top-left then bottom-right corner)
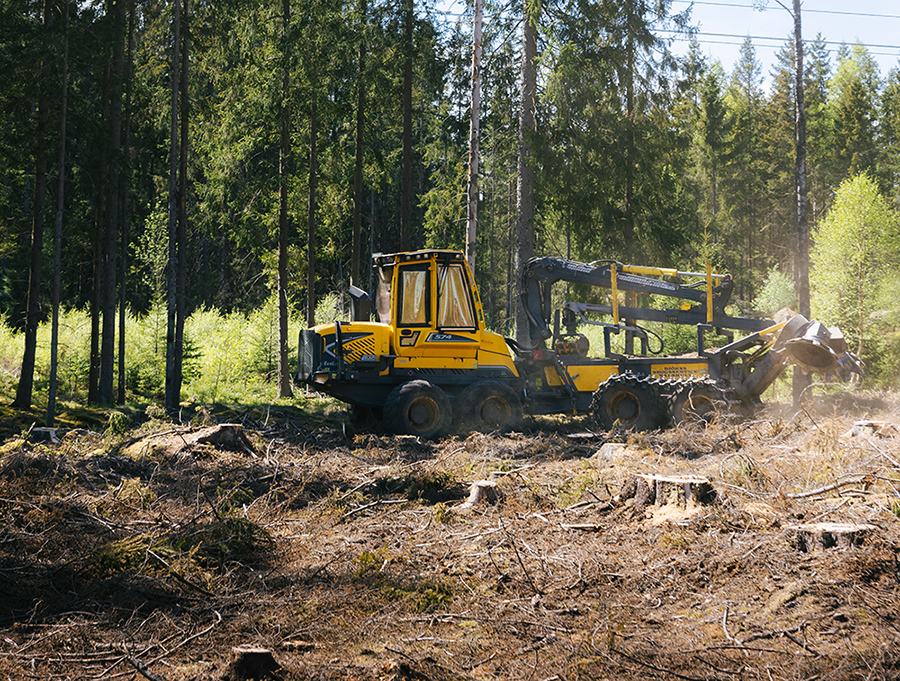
398 266 430 326
375 265 393 324
438 264 476 329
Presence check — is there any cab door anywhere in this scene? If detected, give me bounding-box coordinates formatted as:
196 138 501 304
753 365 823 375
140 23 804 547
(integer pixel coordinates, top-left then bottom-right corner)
393 262 433 359
393 258 481 361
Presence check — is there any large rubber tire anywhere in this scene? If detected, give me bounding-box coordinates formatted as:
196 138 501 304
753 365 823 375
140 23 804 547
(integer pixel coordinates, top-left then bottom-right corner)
457 380 523 432
592 374 663 431
668 382 727 427
383 380 452 439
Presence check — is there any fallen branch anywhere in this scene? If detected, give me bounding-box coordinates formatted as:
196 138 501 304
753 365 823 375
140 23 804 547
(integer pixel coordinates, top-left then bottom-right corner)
343 498 406 518
741 620 813 645
784 474 873 499
124 653 169 681
612 648 707 681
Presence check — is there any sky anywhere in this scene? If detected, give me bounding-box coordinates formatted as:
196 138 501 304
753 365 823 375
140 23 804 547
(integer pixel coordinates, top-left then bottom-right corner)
669 0 900 86
437 0 900 91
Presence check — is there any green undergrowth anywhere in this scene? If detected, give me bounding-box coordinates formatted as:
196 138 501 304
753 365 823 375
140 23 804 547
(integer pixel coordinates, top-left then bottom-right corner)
0 300 303 407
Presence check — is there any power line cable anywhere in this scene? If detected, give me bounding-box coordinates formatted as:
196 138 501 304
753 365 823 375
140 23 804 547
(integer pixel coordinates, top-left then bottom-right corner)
659 28 900 51
672 0 900 20
668 36 900 58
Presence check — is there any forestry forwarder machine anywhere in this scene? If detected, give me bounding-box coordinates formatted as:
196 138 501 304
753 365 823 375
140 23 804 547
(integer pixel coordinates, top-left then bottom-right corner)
296 249 862 438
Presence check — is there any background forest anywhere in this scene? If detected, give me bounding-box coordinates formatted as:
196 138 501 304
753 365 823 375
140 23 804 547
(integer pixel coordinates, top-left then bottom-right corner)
2 0 900 410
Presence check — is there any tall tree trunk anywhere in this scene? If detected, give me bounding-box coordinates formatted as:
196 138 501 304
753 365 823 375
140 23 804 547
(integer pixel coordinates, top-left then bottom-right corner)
165 0 182 415
89 214 102 402
792 0 810 407
624 0 635 250
306 80 318 328
47 0 70 426
90 40 111 405
100 0 127 405
14 0 52 410
399 0 413 250
89 51 109 405
465 0 482 268
276 0 293 398
352 0 366 289
514 2 537 345
118 0 134 405
175 0 189 405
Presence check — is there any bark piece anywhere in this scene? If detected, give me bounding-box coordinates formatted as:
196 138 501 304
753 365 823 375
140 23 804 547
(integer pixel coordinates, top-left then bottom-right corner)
788 522 877 552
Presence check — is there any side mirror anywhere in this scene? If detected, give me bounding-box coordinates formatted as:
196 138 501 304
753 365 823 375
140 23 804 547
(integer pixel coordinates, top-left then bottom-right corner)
349 285 371 322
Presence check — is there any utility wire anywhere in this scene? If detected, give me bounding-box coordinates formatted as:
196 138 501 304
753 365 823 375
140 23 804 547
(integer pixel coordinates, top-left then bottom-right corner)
668 36 900 58
659 28 900 51
672 0 900 21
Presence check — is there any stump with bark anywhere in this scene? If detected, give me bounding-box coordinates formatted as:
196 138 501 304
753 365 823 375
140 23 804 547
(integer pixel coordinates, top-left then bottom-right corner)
788 522 878 552
223 646 280 680
618 473 716 510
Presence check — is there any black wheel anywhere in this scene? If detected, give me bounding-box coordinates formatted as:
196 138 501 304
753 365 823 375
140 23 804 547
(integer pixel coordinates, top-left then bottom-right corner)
457 380 523 432
669 382 726 426
348 405 380 427
592 374 662 431
384 380 452 438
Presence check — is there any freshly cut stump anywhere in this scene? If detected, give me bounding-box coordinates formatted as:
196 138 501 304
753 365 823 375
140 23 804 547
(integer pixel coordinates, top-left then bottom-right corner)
788 522 878 552
224 646 280 680
619 473 716 510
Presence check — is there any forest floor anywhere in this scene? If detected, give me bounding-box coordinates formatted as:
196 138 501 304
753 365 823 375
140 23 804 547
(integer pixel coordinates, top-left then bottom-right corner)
1 390 899 681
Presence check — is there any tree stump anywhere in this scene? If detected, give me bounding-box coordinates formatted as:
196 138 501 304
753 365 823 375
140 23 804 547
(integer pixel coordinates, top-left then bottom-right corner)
223 646 280 680
788 522 877 552
619 474 715 510
592 442 644 461
190 423 256 454
29 427 62 444
457 479 499 510
845 421 898 439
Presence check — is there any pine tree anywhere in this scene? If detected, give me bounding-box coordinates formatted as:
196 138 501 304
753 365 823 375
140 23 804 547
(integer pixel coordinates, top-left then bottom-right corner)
829 42 879 183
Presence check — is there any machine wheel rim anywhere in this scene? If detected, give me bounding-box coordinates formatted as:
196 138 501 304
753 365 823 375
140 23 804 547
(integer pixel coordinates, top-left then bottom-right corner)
479 396 511 427
408 397 440 430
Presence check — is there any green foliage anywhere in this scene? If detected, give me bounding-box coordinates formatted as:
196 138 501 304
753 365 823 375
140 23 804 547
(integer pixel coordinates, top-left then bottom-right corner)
754 268 797 316
0 304 302 405
811 173 900 381
314 292 343 327
105 411 131 436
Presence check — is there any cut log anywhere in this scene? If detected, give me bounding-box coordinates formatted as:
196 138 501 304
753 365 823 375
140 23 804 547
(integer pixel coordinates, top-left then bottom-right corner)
618 473 715 510
224 646 280 680
787 522 878 552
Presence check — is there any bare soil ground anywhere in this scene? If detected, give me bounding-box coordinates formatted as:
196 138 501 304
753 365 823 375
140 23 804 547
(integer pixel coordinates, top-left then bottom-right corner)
1 392 899 681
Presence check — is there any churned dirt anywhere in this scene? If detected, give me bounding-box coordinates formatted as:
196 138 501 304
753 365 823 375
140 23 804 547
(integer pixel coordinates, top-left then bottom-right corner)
1 390 899 681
